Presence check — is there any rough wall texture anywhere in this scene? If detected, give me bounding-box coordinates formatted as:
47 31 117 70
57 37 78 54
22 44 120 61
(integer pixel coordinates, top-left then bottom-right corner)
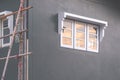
0 0 120 80
29 0 120 80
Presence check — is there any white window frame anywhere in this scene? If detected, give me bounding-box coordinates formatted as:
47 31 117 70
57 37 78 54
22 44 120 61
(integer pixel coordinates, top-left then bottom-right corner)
60 19 74 49
0 11 13 48
58 12 108 52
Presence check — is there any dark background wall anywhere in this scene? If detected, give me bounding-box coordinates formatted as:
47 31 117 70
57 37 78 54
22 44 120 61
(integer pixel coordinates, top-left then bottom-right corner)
0 0 120 80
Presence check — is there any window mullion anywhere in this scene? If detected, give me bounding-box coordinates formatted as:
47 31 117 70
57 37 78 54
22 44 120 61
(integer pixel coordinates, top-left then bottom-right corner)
85 24 88 51
72 20 74 48
60 20 64 47
74 21 76 49
97 27 99 52
1 20 4 47
0 20 1 34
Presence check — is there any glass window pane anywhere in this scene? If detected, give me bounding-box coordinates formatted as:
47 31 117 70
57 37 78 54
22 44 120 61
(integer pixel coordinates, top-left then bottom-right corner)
89 25 97 34
75 21 85 48
76 22 85 32
3 36 10 44
62 29 72 37
89 37 97 42
88 25 98 51
3 28 10 44
76 40 85 48
3 28 10 36
3 19 8 28
62 19 73 46
88 39 97 50
76 32 85 39
62 37 72 46
63 20 72 30
89 34 97 39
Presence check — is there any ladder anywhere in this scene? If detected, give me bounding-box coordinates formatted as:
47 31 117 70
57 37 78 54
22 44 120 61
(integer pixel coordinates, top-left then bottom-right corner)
0 0 32 80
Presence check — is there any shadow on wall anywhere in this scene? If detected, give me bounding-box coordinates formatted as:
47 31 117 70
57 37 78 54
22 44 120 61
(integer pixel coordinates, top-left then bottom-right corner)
50 14 58 33
86 0 120 9
85 0 120 18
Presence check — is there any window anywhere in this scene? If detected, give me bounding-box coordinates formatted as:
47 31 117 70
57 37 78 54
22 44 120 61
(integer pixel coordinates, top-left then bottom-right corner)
0 11 13 48
58 12 108 52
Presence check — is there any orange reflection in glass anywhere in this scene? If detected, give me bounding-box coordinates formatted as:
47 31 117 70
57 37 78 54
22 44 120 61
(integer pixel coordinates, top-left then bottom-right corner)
89 25 97 34
75 22 85 48
62 19 72 46
76 32 85 39
62 37 72 46
63 20 72 29
75 22 85 31
76 40 85 48
88 39 97 50
62 30 72 37
88 25 97 51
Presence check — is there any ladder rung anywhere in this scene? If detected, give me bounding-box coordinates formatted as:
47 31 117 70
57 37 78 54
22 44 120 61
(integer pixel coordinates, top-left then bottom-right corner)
0 6 33 19
0 52 31 61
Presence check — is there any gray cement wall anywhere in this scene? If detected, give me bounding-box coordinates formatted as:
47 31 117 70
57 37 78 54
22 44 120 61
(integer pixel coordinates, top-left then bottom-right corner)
1 0 120 80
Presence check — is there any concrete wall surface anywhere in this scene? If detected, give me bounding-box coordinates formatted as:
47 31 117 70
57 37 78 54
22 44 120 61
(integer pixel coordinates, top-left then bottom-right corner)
0 0 120 80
